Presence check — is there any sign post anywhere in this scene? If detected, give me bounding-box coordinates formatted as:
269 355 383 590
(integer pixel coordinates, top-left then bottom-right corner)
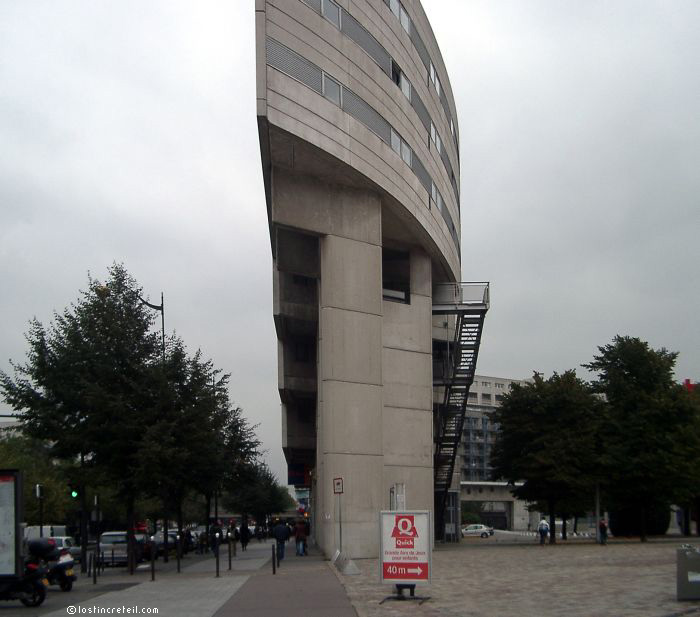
379 510 431 603
333 478 343 553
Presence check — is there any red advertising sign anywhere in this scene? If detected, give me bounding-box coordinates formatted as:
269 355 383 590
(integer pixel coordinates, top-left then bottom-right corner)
380 511 431 584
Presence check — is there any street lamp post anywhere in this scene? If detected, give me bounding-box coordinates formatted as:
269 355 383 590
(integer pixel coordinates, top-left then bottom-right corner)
139 292 168 562
139 292 165 365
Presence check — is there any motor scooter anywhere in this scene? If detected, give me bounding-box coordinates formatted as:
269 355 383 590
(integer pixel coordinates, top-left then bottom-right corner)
46 547 77 591
0 543 49 607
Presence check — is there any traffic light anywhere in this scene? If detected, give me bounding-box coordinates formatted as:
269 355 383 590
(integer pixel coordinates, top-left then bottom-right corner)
68 484 80 499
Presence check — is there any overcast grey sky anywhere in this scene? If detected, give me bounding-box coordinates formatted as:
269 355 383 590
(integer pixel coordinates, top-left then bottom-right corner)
1 1 698 483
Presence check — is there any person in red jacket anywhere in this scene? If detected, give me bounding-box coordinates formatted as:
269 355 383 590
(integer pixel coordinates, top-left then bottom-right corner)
294 520 307 556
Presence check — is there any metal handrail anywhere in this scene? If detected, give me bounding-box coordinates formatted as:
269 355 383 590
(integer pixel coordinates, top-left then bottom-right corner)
433 282 489 307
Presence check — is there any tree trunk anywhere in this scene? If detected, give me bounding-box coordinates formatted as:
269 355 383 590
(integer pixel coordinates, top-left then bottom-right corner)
163 512 169 563
177 500 184 557
549 502 557 545
561 516 568 541
126 494 135 575
205 492 211 551
683 506 691 536
573 516 578 535
639 504 648 542
80 485 88 573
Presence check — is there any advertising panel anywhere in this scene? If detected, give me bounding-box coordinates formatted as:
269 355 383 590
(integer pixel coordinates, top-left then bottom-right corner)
379 510 431 585
0 470 22 578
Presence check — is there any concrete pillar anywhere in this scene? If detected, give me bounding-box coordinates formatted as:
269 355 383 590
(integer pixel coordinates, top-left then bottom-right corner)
381 249 433 514
316 203 384 559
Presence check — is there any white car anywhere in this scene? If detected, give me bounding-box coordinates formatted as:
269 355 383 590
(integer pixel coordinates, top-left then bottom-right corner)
461 524 494 538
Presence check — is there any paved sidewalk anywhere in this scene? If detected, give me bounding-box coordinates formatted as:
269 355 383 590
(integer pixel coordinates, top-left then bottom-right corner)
0 539 358 617
0 540 271 617
336 540 700 617
214 544 357 617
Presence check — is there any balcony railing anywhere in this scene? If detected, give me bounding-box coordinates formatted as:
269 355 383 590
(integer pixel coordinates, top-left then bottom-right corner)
433 282 489 310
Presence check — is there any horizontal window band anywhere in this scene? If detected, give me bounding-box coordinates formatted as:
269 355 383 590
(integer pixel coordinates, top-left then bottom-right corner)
299 0 459 196
265 36 460 252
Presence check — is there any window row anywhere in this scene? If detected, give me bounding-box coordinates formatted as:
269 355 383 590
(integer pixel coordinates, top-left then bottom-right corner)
266 36 460 252
431 180 458 248
307 0 459 202
383 0 459 152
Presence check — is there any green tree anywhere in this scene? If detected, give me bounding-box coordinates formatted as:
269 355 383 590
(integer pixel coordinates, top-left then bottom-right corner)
584 335 700 541
1 264 162 561
491 371 605 543
224 463 293 523
0 433 72 524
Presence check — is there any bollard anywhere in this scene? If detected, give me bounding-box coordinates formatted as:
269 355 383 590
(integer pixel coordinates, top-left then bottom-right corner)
176 535 181 574
272 544 276 575
228 533 232 571
150 537 156 582
215 533 220 578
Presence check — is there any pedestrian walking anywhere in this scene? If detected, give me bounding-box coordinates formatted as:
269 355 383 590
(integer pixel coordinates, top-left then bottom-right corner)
240 521 251 552
538 517 550 545
272 519 290 563
294 519 307 556
598 518 608 545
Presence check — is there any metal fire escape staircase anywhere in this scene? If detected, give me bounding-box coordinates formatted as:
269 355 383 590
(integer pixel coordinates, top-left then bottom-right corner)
432 283 489 532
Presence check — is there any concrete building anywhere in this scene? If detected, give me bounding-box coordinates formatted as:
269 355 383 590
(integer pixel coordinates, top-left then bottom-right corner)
458 374 536 531
256 0 487 558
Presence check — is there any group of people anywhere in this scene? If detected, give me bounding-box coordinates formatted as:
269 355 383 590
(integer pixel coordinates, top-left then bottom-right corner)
193 518 311 562
536 517 609 545
271 518 310 562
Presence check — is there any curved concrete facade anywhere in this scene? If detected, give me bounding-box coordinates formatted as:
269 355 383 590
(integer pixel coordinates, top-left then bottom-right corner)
256 0 461 558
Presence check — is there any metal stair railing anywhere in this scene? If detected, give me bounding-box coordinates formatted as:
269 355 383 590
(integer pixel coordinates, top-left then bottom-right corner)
432 282 489 539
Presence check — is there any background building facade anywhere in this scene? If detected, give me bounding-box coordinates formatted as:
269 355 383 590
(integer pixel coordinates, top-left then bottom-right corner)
256 0 469 557
459 374 534 530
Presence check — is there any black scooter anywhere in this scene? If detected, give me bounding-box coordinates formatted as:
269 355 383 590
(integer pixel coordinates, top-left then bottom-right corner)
0 540 50 607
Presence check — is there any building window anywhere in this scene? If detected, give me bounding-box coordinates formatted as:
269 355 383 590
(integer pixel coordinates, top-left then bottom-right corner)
390 128 401 156
382 248 410 303
399 5 410 33
389 0 400 19
399 72 411 100
322 0 341 28
430 122 442 154
391 60 401 86
322 73 341 105
401 139 411 165
495 383 504 389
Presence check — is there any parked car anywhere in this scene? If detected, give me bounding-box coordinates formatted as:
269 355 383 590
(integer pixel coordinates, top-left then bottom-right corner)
99 531 143 565
47 536 81 563
153 531 179 557
461 524 494 538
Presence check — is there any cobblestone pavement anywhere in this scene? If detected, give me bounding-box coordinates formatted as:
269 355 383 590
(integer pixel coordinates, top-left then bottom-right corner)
336 540 700 617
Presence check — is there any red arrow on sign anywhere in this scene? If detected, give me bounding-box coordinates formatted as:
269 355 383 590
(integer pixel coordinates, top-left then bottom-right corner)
382 562 429 580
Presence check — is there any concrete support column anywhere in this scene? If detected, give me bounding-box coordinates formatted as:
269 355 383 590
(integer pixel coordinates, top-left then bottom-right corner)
317 228 384 559
381 249 434 513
